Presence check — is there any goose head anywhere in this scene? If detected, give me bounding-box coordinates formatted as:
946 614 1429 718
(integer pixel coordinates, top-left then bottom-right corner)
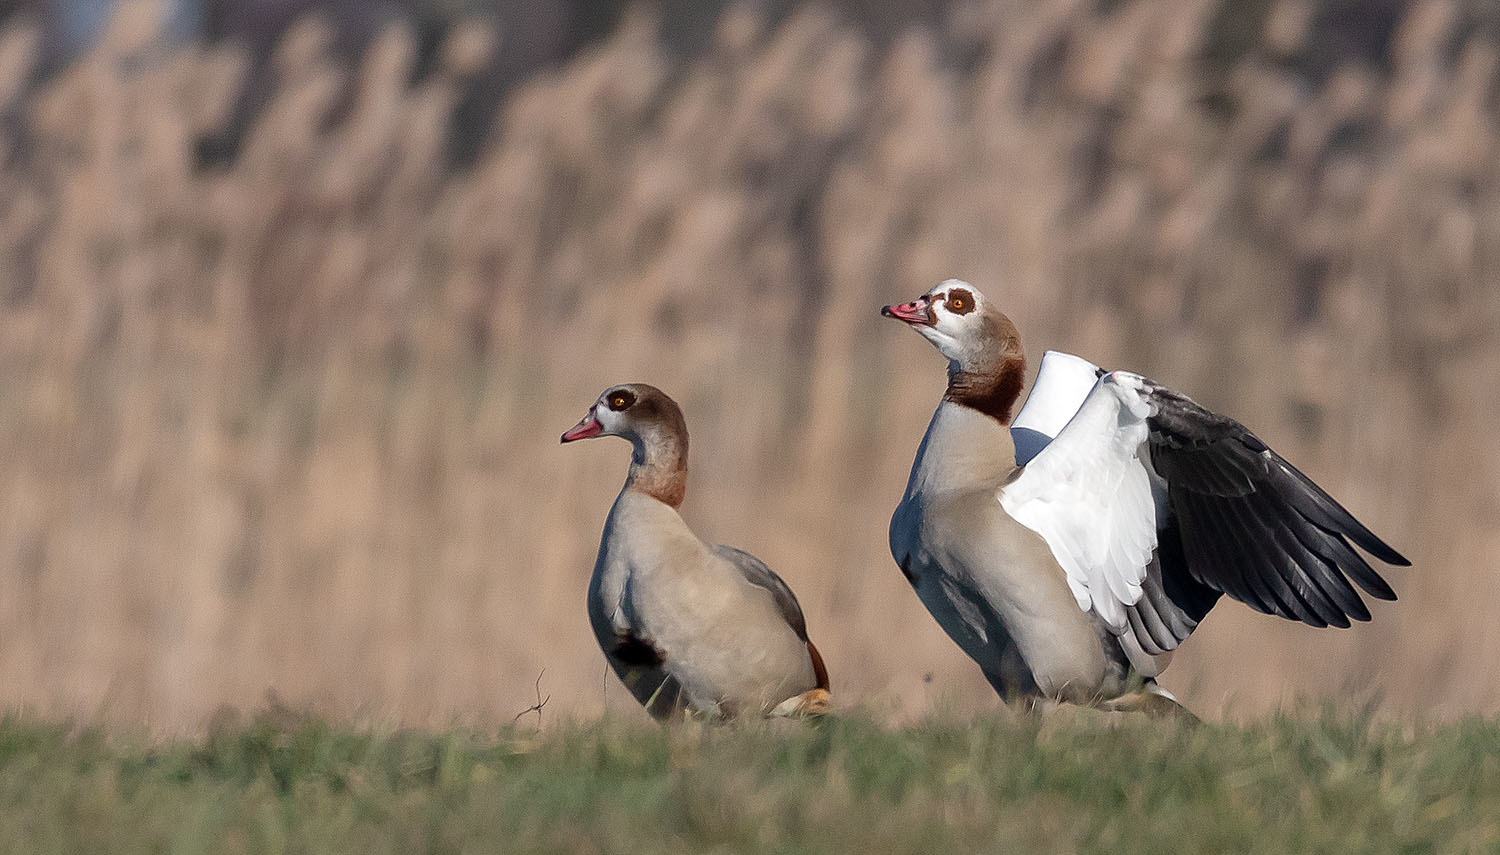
882 279 1022 374
562 383 691 506
561 383 686 445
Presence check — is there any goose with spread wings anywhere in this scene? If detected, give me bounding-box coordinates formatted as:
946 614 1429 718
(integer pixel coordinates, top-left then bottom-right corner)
883 280 1409 715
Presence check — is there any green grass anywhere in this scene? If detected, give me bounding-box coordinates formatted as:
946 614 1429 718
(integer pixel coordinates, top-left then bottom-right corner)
1 708 1497 854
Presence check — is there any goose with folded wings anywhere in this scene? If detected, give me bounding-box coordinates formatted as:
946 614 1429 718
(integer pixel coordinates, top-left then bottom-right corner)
882 280 1409 715
561 383 831 721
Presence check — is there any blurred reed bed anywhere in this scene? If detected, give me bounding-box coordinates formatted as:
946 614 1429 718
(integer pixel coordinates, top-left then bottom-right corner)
0 0 1495 730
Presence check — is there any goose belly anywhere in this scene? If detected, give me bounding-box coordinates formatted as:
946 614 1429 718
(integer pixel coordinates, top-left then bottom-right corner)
894 493 1130 704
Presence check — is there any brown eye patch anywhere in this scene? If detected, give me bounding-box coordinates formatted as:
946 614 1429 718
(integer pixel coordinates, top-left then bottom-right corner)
607 389 637 411
946 288 975 315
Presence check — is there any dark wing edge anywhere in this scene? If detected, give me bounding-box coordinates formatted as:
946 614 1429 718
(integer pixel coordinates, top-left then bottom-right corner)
1139 380 1409 629
714 545 829 690
713 545 811 641
1124 515 1222 655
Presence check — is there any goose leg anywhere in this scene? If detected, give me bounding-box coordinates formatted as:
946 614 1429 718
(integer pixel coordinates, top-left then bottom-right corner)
770 688 832 717
1101 682 1200 722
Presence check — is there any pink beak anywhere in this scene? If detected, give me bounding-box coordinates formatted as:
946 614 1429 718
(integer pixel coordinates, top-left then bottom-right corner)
560 408 604 443
881 296 935 326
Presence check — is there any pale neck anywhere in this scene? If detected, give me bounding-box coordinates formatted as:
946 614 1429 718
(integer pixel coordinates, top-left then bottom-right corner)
625 427 688 509
907 399 1019 496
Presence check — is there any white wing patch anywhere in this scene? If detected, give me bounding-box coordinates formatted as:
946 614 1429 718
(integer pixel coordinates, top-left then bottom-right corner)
1011 350 1103 465
999 372 1159 632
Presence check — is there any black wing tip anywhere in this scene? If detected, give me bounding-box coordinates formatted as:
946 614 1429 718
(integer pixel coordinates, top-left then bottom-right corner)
1351 535 1411 568
1266 448 1412 569
1350 570 1404 603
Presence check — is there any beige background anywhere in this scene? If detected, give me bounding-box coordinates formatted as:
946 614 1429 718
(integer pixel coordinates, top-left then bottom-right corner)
0 0 1494 730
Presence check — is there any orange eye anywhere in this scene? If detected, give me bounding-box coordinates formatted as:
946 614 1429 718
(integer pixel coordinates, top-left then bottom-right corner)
609 395 628 410
949 298 966 311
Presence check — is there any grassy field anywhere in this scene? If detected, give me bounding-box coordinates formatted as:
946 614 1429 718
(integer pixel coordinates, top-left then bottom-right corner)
2 709 1497 853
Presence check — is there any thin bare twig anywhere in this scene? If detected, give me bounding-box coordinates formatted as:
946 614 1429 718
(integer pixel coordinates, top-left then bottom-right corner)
514 669 550 727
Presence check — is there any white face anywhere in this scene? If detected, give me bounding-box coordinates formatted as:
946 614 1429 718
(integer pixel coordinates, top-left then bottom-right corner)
592 386 637 436
560 385 639 443
884 279 990 366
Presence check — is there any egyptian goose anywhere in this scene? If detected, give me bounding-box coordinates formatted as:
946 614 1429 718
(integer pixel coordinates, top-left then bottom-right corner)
882 280 1409 715
561 383 831 720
